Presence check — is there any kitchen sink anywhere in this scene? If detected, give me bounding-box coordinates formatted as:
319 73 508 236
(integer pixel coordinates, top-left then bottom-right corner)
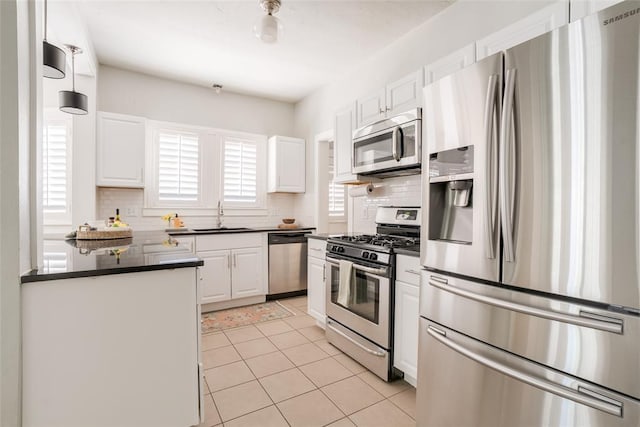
191 227 251 232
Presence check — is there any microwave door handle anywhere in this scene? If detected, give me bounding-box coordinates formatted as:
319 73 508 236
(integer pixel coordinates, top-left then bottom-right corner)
483 74 499 259
392 126 402 161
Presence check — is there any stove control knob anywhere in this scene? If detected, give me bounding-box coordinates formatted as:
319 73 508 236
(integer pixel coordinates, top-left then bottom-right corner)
337 246 345 253
362 251 369 259
331 245 337 252
369 253 378 261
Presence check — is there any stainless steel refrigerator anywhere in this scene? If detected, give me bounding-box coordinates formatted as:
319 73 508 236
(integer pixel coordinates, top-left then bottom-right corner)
418 2 640 426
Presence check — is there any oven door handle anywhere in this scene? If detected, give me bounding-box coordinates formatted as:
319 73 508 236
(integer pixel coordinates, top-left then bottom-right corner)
326 259 387 276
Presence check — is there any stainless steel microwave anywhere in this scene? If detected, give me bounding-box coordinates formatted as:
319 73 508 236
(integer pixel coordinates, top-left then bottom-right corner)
352 108 422 177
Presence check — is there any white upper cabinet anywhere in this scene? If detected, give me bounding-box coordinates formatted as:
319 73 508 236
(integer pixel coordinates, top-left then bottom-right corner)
334 103 359 184
425 43 476 85
267 135 306 193
476 1 569 60
97 112 146 188
356 70 423 128
570 0 623 22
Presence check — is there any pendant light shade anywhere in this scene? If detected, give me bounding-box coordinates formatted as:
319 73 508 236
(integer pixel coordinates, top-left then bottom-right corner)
43 41 66 79
59 45 88 115
42 0 66 79
254 0 283 44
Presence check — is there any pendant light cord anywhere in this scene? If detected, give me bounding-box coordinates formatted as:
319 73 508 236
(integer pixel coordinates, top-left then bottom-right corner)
71 51 75 91
44 0 48 41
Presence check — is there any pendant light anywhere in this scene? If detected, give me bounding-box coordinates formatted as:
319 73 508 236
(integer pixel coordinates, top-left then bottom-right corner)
43 0 66 78
254 0 283 44
59 45 88 115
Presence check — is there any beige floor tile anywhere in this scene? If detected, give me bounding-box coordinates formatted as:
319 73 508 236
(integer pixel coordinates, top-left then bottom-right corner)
202 332 231 351
244 351 295 378
268 330 310 350
389 387 417 419
234 337 278 359
299 357 353 387
349 400 416 427
327 418 357 427
223 405 288 427
203 345 242 370
314 339 342 356
259 368 316 403
279 296 308 308
203 376 211 395
197 394 221 427
357 371 410 397
255 320 294 336
332 354 367 374
224 325 265 344
321 376 384 415
204 360 255 392
282 342 330 366
298 325 326 341
277 390 344 427
212 380 272 422
284 315 317 330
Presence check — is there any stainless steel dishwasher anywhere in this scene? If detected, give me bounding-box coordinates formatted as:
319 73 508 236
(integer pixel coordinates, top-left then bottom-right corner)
268 232 310 297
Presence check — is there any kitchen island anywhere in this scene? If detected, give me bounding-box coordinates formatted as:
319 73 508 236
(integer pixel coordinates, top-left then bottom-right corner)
21 232 204 427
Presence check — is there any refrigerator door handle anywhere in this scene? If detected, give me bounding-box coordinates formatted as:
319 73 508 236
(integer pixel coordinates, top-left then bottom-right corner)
428 276 624 334
426 326 624 417
483 74 499 260
500 68 517 262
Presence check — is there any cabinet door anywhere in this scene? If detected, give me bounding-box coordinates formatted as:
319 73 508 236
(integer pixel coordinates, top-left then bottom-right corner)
307 256 326 326
476 1 569 60
268 136 306 193
334 103 359 184
569 0 622 22
393 280 420 387
199 250 231 303
386 70 424 116
356 88 386 128
425 43 476 85
97 112 146 187
231 247 264 299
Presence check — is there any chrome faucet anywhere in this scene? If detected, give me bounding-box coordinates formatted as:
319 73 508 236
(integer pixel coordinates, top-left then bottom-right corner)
217 200 224 229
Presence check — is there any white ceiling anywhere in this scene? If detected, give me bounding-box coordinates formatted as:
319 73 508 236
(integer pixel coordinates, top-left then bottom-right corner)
73 0 452 103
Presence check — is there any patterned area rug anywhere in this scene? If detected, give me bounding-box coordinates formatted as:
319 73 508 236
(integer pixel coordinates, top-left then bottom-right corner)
201 301 295 334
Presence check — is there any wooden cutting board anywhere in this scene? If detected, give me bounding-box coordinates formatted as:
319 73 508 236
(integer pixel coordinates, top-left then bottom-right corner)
277 223 299 229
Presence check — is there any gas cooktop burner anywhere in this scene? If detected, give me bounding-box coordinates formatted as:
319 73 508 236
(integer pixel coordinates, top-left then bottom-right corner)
330 234 418 249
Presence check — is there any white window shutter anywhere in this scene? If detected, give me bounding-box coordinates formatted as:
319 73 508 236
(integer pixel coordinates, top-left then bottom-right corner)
223 138 258 204
158 131 200 202
42 123 68 213
328 142 346 218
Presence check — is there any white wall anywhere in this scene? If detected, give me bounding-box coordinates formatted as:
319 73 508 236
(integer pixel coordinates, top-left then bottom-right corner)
293 0 555 231
95 66 301 229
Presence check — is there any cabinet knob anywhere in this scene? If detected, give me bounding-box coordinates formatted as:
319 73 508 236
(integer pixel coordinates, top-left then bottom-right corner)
379 108 384 115
385 106 391 112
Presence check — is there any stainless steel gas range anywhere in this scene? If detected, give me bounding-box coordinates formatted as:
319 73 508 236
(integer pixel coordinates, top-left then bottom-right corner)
325 206 420 381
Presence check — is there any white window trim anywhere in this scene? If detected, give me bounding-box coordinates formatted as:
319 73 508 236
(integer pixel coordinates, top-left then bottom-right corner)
42 109 73 226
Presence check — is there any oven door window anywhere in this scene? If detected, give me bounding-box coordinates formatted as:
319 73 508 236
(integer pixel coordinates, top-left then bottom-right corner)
330 265 380 324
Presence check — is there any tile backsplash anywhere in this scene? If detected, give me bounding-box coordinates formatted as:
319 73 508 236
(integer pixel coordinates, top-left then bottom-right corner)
351 175 422 233
97 188 299 231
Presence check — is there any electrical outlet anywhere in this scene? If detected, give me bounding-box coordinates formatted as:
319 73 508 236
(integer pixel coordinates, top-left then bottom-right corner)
362 206 368 219
125 207 138 217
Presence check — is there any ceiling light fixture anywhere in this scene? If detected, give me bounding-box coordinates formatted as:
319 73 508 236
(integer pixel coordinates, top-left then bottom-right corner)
212 84 223 94
254 0 283 44
43 0 66 78
59 45 88 115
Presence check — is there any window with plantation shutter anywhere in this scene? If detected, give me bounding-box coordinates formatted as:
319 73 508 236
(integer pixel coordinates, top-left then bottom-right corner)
157 131 200 202
328 142 346 220
42 115 72 225
223 137 259 205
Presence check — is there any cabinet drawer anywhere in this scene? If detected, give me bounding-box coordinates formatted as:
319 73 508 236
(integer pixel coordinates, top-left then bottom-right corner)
396 254 421 286
196 233 262 252
307 238 326 259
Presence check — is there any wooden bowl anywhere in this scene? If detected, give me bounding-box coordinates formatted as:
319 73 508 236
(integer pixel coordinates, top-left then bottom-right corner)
282 218 295 224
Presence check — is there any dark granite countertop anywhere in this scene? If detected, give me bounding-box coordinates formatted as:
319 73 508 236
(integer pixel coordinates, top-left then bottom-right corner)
168 226 316 236
21 231 203 284
395 245 421 257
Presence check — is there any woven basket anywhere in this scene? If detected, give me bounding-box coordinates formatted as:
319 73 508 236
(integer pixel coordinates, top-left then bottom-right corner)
76 225 133 240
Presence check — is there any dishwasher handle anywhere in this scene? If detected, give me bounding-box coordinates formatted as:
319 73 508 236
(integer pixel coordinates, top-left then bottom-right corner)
268 232 311 244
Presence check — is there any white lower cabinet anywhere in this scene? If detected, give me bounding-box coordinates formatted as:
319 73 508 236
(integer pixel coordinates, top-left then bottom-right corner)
199 247 263 304
307 238 327 326
394 254 421 387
